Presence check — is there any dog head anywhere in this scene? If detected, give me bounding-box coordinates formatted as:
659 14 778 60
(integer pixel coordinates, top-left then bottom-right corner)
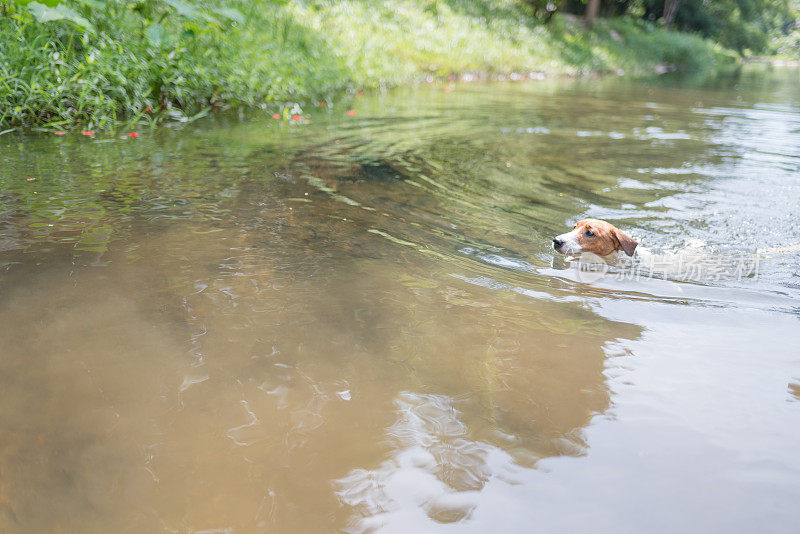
553 219 638 257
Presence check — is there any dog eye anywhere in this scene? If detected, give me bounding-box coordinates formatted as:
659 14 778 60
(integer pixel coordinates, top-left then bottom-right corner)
585 230 595 237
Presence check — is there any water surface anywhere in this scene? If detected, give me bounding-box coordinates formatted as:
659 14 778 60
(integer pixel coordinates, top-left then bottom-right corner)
1 65 799 533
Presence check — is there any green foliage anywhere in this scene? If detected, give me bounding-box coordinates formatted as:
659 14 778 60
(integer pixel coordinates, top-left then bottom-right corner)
519 0 563 22
0 0 351 129
0 0 734 130
771 20 800 57
640 0 795 55
27 2 93 31
605 17 733 72
542 15 732 74
291 1 728 80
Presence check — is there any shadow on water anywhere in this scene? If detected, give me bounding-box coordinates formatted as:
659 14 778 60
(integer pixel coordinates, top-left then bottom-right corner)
1 66 799 532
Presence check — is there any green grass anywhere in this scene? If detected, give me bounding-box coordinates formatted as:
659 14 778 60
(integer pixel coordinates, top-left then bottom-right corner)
0 0 734 130
294 1 732 79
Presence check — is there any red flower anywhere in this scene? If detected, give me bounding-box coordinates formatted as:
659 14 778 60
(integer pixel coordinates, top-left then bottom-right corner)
26 178 36 181
129 132 139 138
318 101 326 107
81 130 95 136
54 131 66 136
145 106 152 114
346 110 356 116
443 87 452 93
272 113 280 119
355 90 363 96
292 114 301 121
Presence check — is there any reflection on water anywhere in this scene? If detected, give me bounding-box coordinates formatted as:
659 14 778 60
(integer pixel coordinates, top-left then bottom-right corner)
1 65 799 532
334 392 524 530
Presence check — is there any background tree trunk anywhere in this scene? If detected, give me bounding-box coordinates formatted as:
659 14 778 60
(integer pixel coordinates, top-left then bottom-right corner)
584 0 600 26
662 0 680 27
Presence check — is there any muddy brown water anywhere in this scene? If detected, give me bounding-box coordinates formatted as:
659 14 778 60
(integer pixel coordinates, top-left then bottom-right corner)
1 65 799 533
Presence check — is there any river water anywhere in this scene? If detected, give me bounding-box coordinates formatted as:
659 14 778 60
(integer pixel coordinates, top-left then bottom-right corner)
1 65 799 533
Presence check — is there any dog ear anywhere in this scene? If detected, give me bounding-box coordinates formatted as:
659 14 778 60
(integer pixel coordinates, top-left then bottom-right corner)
613 228 638 256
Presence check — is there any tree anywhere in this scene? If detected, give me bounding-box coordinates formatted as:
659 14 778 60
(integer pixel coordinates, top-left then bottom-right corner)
585 0 600 25
663 0 680 27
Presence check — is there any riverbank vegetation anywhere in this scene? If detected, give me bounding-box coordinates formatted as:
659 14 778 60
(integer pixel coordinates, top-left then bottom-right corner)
0 0 797 130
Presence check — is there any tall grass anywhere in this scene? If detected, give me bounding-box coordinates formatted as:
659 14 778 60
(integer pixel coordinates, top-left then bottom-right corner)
0 0 354 130
0 0 732 130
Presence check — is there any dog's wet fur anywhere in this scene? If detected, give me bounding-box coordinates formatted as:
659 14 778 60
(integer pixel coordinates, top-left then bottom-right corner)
553 219 638 258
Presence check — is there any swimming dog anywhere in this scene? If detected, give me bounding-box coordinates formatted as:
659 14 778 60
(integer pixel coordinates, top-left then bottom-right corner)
553 219 638 259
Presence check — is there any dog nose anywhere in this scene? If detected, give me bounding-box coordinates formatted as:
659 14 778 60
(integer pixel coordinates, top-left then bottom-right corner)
553 238 564 249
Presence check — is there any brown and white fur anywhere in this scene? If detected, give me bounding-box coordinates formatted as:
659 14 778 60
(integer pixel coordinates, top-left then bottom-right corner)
553 219 638 259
